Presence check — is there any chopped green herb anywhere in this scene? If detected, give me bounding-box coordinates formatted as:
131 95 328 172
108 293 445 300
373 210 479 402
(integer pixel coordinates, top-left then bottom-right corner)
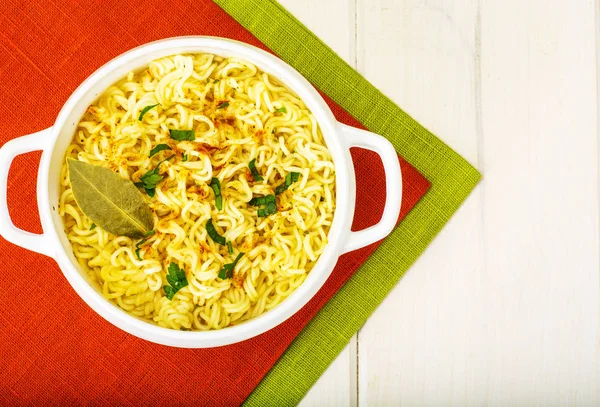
182 154 188 162
214 79 220 84
138 103 159 121
272 127 277 134
206 219 226 245
164 262 189 300
249 194 277 217
134 230 154 260
89 223 97 231
217 101 229 110
249 194 276 206
136 155 175 196
248 158 264 181
210 177 223 211
149 143 172 157
137 170 162 188
274 106 287 114
169 129 195 141
218 252 245 279
227 241 233 254
210 178 221 195
275 172 301 195
257 202 277 217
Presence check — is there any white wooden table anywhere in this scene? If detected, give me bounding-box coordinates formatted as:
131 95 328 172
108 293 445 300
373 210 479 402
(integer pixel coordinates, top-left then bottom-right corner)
278 0 600 405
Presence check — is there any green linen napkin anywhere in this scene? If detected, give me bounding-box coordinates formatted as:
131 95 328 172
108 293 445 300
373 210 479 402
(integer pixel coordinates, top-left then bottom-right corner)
213 0 481 404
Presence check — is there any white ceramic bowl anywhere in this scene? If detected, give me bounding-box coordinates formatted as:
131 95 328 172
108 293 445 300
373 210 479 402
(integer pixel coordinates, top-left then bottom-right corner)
0 37 401 348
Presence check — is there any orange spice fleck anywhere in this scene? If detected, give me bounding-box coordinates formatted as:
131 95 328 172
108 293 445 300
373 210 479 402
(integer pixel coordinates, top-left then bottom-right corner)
243 168 253 182
199 241 211 253
231 273 244 288
254 129 265 144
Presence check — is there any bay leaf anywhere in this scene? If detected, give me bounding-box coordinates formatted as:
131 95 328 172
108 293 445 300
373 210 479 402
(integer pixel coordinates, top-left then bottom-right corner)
67 158 154 238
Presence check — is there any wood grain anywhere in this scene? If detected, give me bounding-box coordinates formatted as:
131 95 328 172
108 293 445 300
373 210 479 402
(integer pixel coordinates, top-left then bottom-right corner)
356 0 482 405
357 0 600 405
282 0 600 405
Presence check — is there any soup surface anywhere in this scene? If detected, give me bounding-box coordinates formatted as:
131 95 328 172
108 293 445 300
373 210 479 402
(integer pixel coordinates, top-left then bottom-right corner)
59 53 336 330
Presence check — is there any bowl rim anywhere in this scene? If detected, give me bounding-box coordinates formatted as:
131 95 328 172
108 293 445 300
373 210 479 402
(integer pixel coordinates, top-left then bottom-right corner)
38 36 354 348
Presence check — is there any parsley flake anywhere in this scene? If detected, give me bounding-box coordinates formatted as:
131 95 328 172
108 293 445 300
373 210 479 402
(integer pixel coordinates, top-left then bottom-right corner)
218 252 244 279
169 129 195 141
134 230 155 260
248 158 264 182
138 103 160 121
149 143 172 158
164 262 189 300
136 155 175 197
206 219 226 245
210 177 223 211
257 202 277 217
275 172 300 195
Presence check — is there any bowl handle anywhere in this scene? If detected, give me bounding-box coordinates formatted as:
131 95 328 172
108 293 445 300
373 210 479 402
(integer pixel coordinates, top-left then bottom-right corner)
0 127 55 257
339 123 402 254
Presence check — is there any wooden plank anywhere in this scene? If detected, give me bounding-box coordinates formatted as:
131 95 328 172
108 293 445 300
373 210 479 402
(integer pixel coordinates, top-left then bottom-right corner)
357 0 600 405
475 0 599 404
356 0 481 404
301 340 357 407
274 0 357 405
